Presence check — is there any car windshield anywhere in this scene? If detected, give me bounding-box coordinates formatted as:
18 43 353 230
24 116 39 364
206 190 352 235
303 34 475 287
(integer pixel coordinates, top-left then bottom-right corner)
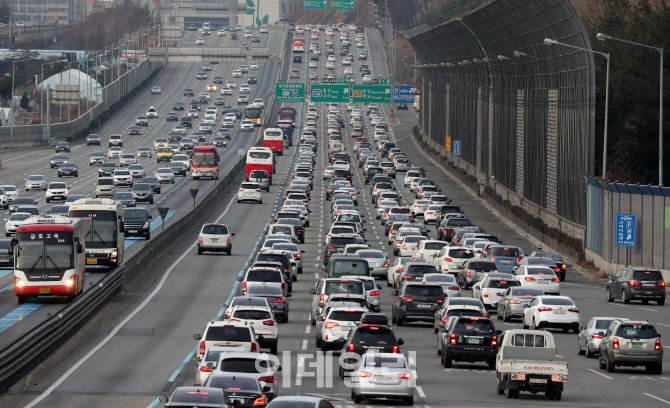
142 178 159 184
616 324 659 339
202 225 229 235
97 179 113 185
595 319 616 330
455 319 494 334
205 326 252 342
128 165 143 170
9 213 31 221
541 298 574 306
27 176 43 181
246 286 283 296
355 250 384 259
219 358 274 374
114 193 133 200
352 327 396 345
449 249 474 259
329 310 365 321
208 376 260 392
424 274 456 283
157 169 172 174
486 279 518 289
527 267 556 276
633 270 664 281
324 281 364 295
115 171 130 176
49 183 66 189
132 184 151 191
171 389 224 404
491 247 520 257
404 285 444 297
246 270 281 282
509 288 544 296
233 310 272 320
406 264 438 275
124 209 147 218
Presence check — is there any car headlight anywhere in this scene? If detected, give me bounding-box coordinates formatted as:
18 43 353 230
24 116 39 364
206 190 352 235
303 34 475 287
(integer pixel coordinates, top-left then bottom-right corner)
111 250 118 257
142 222 149 229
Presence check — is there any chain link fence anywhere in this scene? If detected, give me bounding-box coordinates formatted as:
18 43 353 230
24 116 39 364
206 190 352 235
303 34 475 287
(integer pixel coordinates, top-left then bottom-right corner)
403 0 595 227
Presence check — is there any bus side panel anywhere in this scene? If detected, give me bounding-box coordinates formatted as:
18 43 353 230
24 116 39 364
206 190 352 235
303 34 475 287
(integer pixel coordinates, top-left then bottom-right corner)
263 140 284 155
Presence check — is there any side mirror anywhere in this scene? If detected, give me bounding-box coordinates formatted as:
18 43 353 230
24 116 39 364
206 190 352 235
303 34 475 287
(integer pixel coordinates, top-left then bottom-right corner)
76 243 83 254
440 326 447 332
193 334 201 340
309 288 316 294
232 233 236 236
496 330 503 335
262 386 272 393
597 331 605 337
206 362 214 370
397 338 404 345
286 293 292 297
578 326 585 331
237 276 243 282
291 262 297 266
362 220 367 224
158 397 168 403
257 335 265 342
363 229 367 231
377 284 382 290
192 356 202 362
301 250 306 253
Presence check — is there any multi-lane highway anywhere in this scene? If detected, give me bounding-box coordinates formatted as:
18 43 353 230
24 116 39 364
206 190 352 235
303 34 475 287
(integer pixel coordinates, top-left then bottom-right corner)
0 28 285 349
1 24 669 408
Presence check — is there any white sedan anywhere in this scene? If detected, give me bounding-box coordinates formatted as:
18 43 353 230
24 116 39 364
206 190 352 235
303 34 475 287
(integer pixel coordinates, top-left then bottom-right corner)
107 147 123 159
232 70 242 78
309 61 318 68
240 120 254 132
227 81 237 88
250 62 259 70
522 295 580 333
220 87 232 95
515 265 560 295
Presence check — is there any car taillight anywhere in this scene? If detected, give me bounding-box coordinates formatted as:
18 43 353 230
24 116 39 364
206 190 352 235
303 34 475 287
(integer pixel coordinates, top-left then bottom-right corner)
426 212 433 215
200 365 213 372
591 333 603 339
551 278 560 283
436 297 445 303
402 275 413 280
490 257 495 261
239 189 244 192
199 341 205 355
525 277 535 282
259 375 275 383
252 397 266 406
348 343 355 352
509 299 520 304
660 282 666 287
298 227 304 232
383 260 389 268
319 294 325 304
397 267 403 272
450 333 457 344
198 236 203 243
397 373 411 379
242 282 247 293
492 335 498 346
629 280 639 286
517 257 522 264
392 345 399 353
227 237 231 244
402 244 407 249
552 267 560 273
537 307 553 312
444 257 453 262
448 286 459 291
325 321 339 329
370 291 380 296
281 283 286 290
613 338 620 349
401 296 414 301
484 290 489 297
568 308 579 313
466 269 471 277
325 245 334 249
656 339 662 350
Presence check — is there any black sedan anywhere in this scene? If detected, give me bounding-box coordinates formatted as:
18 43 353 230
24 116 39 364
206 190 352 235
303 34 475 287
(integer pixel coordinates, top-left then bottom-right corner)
213 76 224 84
113 192 136 207
55 142 71 153
128 126 141 135
397 103 408 110
205 375 268 408
244 284 291 322
58 163 79 177
50 155 68 168
168 162 187 176
173 102 185 110
247 76 257 84
140 177 161 194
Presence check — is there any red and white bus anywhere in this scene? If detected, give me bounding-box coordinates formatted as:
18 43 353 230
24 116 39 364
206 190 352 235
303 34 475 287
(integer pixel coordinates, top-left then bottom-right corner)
292 37 305 53
191 145 220 180
278 106 297 126
246 147 274 182
14 217 86 304
263 128 284 156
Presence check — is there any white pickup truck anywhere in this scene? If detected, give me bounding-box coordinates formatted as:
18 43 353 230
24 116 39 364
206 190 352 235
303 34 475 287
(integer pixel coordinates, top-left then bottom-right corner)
495 329 568 401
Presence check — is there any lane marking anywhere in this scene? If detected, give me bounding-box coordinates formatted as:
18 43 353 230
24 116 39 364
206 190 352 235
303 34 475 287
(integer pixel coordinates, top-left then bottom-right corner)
645 393 670 405
302 339 308 350
587 368 612 380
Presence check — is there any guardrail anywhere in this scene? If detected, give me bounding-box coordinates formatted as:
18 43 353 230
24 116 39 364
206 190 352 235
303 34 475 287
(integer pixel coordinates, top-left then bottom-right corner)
0 29 288 396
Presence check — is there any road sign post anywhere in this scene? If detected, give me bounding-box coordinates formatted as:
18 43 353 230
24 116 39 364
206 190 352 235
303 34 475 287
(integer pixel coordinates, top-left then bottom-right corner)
331 0 355 10
238 146 245 157
275 83 305 103
190 188 199 208
616 213 637 267
392 85 415 103
453 140 461 156
157 207 169 231
310 84 350 102
352 85 392 103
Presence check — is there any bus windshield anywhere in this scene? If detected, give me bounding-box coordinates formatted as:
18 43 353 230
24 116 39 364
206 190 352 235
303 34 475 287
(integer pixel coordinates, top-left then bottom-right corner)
69 210 117 248
244 108 262 119
265 131 282 137
16 231 74 271
249 151 271 160
193 152 218 166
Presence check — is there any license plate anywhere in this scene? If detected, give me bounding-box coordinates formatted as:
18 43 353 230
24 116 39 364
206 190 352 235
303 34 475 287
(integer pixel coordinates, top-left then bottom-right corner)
39 287 51 294
553 310 567 314
87 258 98 265
374 375 396 381
416 304 432 308
128 230 138 233
211 238 220 243
632 343 644 349
529 378 547 384
500 260 512 264
0 259 10 262
365 347 382 352
643 284 655 287
467 338 481 344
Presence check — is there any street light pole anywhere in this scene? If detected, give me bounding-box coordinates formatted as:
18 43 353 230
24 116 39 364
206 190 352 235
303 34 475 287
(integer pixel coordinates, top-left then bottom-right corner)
544 38 610 180
596 33 664 186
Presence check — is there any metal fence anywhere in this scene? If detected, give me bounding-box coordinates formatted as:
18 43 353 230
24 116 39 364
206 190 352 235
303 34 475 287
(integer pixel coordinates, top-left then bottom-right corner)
585 176 670 271
403 0 595 227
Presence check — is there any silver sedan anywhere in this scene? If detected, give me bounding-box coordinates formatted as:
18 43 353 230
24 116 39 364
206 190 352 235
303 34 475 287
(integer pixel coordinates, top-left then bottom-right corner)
578 317 623 358
350 353 414 405
496 286 544 322
354 249 388 279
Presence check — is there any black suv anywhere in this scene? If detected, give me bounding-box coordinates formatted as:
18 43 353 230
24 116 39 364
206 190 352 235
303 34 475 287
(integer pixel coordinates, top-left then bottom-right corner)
381 142 396 157
123 208 152 240
606 267 666 305
183 88 195 96
323 234 363 265
180 116 193 128
55 141 70 153
333 169 352 183
397 103 408 110
439 316 500 368
255 252 295 287
247 76 257 84
392 283 445 326
339 317 404 378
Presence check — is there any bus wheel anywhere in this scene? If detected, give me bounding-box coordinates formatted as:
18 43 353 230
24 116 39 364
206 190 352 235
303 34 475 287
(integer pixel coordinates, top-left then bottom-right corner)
17 295 26 304
67 295 76 303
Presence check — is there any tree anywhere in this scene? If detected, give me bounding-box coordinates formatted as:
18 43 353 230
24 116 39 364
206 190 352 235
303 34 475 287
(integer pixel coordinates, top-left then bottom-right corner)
10 41 38 59
19 92 29 109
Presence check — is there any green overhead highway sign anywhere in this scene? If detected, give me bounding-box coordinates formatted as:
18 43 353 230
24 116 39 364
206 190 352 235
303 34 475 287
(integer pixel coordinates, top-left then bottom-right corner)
275 83 305 103
304 0 327 9
352 84 392 103
373 78 392 85
309 84 350 103
331 0 355 10
322 78 353 83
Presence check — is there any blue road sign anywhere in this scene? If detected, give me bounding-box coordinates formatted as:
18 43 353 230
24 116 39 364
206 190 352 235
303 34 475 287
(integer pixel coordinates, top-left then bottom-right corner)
453 140 461 156
616 214 636 247
393 85 415 103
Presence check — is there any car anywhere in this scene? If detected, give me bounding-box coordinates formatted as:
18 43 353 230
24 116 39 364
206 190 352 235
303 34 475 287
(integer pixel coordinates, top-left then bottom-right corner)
577 317 623 358
210 351 280 397
474 275 520 309
434 297 488 331
250 62 259 69
151 86 161 95
25 175 47 191
358 50 368 59
606 267 666 305
196 72 207 80
45 182 68 203
421 273 461 297
251 35 260 42
94 177 115 197
86 134 101 146
55 141 70 153
397 103 408 110
496 286 544 322
113 169 133 187
197 223 234 255
204 373 268 407
165 112 178 121
128 125 141 135
98 162 117 177
227 80 236 88
232 70 242 78
119 154 137 167
598 319 663 374
237 182 262 204
199 123 212 133
392 282 445 326
168 162 187 176
57 162 78 178
216 29 226 36
339 315 404 371
353 249 388 279
136 147 152 158
522 295 580 332
183 89 195 97
247 76 257 84
240 120 254 131
159 387 226 407
196 37 205 45
155 168 175 183
240 84 250 93
515 265 561 295
109 134 123 147
226 305 279 353
113 192 136 207
267 396 335 408
252 98 264 107
107 146 123 159
439 316 500 369
50 154 68 168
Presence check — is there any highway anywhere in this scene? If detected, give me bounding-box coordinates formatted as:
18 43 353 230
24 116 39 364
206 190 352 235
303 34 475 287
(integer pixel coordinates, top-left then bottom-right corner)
0 25 669 408
0 28 285 350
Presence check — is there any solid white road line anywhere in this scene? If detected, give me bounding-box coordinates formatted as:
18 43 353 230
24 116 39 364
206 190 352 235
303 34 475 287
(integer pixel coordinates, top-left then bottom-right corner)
587 368 612 380
645 393 670 405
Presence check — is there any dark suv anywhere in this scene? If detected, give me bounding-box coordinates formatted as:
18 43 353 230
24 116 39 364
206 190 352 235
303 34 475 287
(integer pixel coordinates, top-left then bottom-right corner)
339 317 404 378
323 234 364 264
123 208 152 240
606 267 666 305
392 283 445 326
255 252 294 290
438 316 500 368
